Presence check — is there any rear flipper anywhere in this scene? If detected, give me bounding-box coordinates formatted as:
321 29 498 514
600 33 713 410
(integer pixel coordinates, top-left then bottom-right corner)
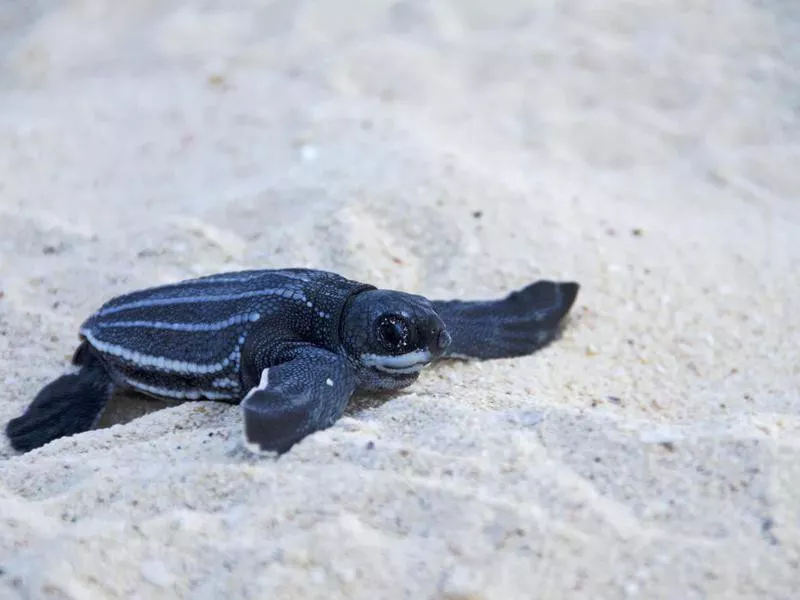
5 343 114 453
432 280 579 360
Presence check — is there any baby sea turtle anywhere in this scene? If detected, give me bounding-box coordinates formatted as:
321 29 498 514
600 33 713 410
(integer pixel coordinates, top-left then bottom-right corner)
5 269 579 454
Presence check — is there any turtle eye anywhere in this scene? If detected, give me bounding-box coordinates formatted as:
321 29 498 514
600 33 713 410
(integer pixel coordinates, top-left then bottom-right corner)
376 315 410 351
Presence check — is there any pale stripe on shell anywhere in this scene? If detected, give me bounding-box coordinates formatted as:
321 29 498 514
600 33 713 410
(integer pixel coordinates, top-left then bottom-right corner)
124 377 237 400
167 270 312 286
96 288 308 317
94 312 261 332
81 329 239 375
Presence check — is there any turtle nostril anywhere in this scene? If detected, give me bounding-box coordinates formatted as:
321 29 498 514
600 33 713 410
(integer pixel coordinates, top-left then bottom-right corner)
436 329 452 350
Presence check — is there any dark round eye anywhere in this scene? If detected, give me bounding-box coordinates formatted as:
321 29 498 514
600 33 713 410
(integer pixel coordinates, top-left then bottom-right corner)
376 315 409 350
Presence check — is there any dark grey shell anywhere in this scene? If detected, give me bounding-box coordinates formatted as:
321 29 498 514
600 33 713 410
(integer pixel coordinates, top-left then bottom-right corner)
79 268 370 402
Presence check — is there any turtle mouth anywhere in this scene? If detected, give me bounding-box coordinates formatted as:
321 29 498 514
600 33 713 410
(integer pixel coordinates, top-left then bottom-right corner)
360 349 433 375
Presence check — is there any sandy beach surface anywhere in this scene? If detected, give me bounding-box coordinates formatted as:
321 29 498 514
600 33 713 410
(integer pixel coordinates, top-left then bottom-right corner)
1 1 799 598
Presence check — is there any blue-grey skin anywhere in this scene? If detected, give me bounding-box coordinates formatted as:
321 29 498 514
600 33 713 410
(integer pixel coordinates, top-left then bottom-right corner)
5 268 579 455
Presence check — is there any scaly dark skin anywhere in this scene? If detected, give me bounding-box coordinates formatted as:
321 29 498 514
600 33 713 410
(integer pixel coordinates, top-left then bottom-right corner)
5 269 579 455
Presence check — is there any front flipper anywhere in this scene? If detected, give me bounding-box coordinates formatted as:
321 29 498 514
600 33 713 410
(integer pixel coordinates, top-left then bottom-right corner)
240 346 357 455
431 280 579 360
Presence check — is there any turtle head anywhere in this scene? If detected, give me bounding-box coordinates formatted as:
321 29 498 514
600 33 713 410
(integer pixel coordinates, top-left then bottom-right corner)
340 289 451 390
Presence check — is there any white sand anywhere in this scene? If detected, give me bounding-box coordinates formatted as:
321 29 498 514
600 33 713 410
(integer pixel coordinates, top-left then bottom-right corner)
1 1 799 598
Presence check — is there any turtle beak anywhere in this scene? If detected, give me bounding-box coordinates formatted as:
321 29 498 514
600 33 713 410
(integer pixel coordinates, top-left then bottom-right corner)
426 317 451 359
436 328 452 353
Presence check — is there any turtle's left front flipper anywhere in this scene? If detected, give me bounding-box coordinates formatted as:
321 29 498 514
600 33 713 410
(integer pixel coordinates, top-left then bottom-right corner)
432 280 579 361
240 347 357 455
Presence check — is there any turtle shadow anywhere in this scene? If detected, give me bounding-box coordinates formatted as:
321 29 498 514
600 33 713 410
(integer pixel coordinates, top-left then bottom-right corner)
94 388 404 431
94 389 185 430
345 389 408 415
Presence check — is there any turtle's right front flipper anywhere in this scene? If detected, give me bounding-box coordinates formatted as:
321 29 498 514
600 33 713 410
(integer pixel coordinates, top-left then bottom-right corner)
240 346 357 455
431 280 579 361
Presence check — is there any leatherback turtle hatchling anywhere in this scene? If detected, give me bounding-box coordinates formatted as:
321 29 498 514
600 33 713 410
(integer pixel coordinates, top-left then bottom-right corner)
5 268 579 454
